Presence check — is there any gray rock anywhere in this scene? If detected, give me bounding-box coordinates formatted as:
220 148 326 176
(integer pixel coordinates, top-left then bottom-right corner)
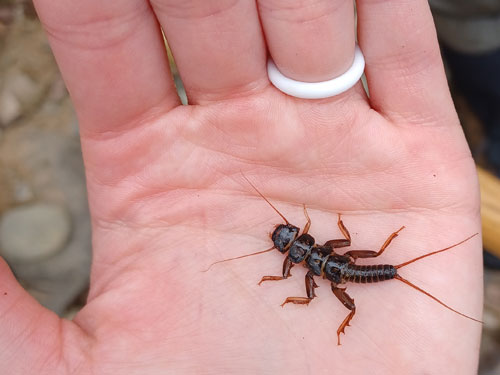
0 14 90 316
0 70 41 126
12 178 34 202
0 202 71 262
0 89 22 126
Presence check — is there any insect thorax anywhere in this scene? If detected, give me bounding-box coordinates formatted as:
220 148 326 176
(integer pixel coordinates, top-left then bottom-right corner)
288 233 315 263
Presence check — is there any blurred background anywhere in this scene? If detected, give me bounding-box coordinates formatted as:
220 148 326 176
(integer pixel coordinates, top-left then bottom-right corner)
0 0 499 373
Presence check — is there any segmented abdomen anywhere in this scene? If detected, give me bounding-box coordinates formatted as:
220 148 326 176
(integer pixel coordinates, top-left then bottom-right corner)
343 264 397 283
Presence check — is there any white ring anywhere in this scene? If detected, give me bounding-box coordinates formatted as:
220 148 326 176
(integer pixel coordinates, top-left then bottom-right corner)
267 45 365 99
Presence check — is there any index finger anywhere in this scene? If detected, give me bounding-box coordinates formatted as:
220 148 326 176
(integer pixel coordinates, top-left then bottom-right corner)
33 0 180 136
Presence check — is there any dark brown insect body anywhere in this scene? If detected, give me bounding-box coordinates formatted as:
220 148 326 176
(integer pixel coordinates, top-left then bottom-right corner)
206 175 482 345
323 256 396 284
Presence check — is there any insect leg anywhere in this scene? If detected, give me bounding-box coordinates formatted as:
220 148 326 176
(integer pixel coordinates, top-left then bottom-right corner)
258 257 293 285
302 205 312 234
280 271 318 307
331 284 356 345
323 214 351 249
343 226 405 259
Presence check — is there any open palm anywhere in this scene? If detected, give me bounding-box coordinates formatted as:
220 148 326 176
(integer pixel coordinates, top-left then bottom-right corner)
2 1 482 374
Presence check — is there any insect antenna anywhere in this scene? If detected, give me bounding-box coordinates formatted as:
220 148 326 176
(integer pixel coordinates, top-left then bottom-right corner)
395 233 479 269
240 172 290 224
203 246 275 272
394 274 482 323
204 174 289 273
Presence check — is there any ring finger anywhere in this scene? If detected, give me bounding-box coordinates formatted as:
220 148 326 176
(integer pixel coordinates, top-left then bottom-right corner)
258 0 356 82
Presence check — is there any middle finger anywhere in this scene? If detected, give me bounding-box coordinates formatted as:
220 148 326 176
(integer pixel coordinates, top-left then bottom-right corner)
259 0 356 82
154 0 267 104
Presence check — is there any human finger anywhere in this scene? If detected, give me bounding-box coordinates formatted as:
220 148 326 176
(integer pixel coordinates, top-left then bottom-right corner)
258 0 356 82
0 258 75 372
33 0 180 135
153 0 267 104
357 0 455 124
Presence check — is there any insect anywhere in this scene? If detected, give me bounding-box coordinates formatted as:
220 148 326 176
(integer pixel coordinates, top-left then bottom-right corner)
205 175 482 345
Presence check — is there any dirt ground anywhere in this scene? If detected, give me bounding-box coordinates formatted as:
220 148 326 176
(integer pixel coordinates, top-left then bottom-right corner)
0 2 499 373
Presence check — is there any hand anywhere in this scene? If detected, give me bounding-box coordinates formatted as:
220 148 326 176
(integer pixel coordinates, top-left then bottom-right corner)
2 1 482 373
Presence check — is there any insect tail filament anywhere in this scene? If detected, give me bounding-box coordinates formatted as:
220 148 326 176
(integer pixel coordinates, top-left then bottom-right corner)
394 274 482 323
395 233 479 269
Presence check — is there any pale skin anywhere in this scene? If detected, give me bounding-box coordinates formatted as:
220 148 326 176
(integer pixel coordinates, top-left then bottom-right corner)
1 0 482 374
